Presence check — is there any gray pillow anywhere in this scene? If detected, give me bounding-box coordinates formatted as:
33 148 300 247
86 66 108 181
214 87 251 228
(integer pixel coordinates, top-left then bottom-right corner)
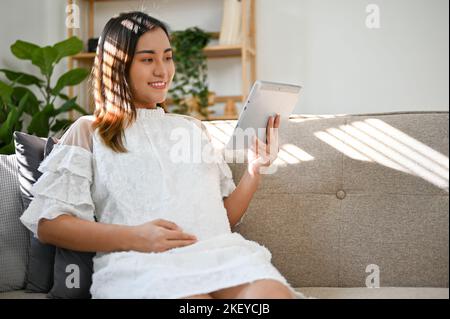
0 154 30 292
13 131 95 299
13 131 57 293
42 136 95 299
13 131 48 210
47 248 94 299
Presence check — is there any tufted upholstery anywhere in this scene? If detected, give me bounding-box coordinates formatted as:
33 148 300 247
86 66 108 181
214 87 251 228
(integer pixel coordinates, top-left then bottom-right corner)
204 111 449 288
1 111 448 298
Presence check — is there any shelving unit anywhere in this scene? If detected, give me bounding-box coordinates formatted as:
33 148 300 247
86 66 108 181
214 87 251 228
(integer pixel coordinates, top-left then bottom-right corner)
66 0 256 121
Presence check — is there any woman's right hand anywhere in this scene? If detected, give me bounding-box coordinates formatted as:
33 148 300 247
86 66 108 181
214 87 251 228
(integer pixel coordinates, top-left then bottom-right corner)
130 219 198 253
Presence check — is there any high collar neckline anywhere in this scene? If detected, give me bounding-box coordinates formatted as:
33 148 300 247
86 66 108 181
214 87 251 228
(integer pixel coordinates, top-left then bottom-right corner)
135 106 165 118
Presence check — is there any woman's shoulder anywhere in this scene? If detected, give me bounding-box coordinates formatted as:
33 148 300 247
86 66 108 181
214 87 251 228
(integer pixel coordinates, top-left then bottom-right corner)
58 115 96 152
73 115 95 129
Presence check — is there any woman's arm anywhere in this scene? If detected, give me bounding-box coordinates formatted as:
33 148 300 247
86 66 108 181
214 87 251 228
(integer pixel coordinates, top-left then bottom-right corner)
38 215 198 253
223 114 281 228
223 170 261 228
38 215 135 252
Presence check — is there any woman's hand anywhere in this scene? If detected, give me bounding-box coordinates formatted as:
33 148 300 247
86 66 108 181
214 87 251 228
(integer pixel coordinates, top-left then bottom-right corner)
130 219 197 253
247 114 281 176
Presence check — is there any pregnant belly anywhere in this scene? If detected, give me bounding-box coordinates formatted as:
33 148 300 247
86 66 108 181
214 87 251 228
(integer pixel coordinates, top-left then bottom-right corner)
159 203 232 242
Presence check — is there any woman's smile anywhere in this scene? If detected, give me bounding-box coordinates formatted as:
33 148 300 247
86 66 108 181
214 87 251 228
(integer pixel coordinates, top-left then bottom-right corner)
149 81 167 89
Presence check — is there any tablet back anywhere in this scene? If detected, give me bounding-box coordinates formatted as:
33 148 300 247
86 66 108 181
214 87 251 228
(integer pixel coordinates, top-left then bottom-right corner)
227 80 302 150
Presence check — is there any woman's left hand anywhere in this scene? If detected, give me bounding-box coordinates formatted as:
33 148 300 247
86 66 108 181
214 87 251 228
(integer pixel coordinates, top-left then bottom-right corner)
247 114 281 176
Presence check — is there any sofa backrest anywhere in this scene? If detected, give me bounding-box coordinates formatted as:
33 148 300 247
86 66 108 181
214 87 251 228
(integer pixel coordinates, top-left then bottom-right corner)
1 111 448 290
205 111 449 288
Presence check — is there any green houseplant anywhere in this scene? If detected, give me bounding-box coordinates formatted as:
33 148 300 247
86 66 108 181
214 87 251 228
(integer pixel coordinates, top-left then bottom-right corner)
0 36 90 154
168 27 214 119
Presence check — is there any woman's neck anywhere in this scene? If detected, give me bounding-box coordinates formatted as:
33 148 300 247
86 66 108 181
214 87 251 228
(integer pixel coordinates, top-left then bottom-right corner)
133 101 158 110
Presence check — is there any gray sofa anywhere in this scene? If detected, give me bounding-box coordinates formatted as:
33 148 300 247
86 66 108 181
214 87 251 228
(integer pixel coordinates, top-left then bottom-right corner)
1 111 448 299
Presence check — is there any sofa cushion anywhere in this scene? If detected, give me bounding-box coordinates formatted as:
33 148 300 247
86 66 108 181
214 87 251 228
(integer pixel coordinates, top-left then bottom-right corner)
0 287 448 299
47 248 94 299
14 132 95 298
0 155 30 292
300 287 449 299
13 132 46 210
13 132 58 293
300 287 450 299
204 111 449 288
42 140 95 299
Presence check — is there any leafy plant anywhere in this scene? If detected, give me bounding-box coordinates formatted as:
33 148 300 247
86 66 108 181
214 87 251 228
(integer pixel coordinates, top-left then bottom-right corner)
0 36 90 154
168 27 212 118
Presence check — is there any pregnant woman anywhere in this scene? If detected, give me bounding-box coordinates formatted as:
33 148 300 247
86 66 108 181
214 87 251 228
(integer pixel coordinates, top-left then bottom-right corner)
20 11 304 299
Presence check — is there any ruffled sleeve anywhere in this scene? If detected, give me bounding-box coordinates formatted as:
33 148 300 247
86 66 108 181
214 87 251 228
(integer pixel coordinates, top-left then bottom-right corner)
217 150 237 198
19 116 96 239
216 148 245 226
195 120 237 199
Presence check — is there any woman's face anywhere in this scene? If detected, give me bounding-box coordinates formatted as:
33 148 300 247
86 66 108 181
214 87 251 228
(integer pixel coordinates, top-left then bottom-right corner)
129 28 175 109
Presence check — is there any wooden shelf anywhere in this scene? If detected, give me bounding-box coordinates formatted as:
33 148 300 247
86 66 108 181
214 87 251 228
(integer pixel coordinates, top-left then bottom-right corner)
67 0 256 122
207 115 240 121
165 95 242 103
92 0 128 1
78 0 148 2
72 44 255 61
165 95 242 121
183 114 239 122
72 52 95 60
205 44 241 58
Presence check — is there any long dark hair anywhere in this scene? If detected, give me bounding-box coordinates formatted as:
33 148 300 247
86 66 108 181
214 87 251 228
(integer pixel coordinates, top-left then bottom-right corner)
90 11 171 153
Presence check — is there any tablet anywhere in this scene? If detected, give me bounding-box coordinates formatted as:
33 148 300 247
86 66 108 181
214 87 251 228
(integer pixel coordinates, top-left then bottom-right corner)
225 80 302 150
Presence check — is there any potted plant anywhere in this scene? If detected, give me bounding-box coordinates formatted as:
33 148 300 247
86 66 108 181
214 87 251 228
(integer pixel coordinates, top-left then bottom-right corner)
168 27 215 120
0 36 90 154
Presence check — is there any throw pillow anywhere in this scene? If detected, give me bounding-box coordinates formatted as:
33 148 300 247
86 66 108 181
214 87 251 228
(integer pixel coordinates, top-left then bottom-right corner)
13 131 57 293
14 131 96 299
47 248 94 299
42 137 95 299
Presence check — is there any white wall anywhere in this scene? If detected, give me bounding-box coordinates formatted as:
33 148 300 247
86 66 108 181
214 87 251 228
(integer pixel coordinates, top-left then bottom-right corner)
259 0 449 114
0 0 67 84
1 0 448 116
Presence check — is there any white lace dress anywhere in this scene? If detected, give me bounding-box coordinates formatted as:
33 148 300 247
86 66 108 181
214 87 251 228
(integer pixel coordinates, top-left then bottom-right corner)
20 107 304 299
